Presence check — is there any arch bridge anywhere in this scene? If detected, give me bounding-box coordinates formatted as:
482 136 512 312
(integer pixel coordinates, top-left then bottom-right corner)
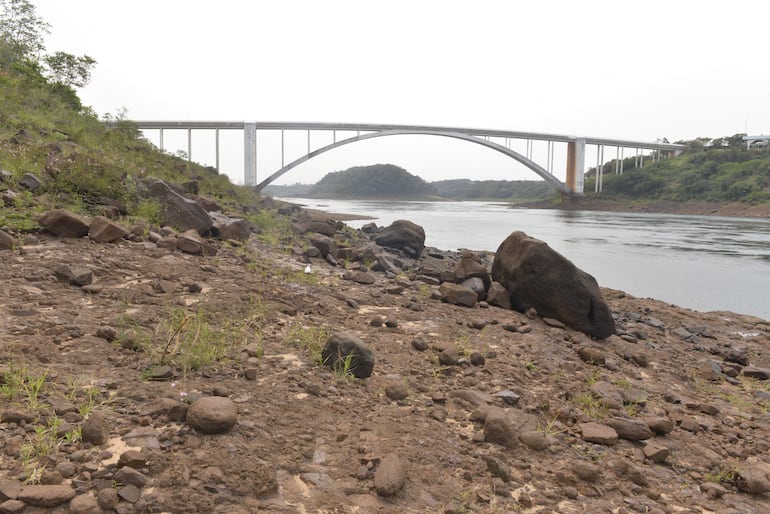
129 121 687 195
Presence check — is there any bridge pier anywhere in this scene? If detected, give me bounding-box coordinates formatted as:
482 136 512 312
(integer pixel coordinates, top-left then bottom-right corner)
244 122 257 186
566 138 586 194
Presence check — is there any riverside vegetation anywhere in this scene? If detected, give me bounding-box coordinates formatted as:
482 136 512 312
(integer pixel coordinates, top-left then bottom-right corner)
3 3 770 513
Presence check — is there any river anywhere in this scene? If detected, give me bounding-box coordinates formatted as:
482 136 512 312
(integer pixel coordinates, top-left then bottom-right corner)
281 198 770 321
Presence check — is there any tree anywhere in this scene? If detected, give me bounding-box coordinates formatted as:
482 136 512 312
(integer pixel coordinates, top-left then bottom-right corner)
44 51 96 87
0 0 49 62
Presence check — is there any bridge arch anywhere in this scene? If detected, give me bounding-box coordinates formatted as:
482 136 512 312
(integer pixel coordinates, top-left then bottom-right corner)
254 129 572 194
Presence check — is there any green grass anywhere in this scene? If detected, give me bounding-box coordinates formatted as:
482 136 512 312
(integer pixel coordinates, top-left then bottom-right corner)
285 324 329 365
572 392 608 420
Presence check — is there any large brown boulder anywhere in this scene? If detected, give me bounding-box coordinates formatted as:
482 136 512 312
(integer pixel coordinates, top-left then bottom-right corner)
373 220 425 258
39 209 91 238
491 231 615 339
145 179 213 234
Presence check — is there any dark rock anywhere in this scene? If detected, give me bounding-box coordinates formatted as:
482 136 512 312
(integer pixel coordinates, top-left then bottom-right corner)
1 190 16 207
39 209 90 238
643 442 670 463
643 416 674 435
68 493 99 513
95 326 117 342
117 450 147 469
321 332 375 379
385 382 409 401
461 277 486 301
139 398 188 422
439 282 477 307
146 178 213 234
0 478 22 501
743 366 770 380
483 456 511 482
186 396 238 434
736 462 770 494
374 454 407 497
490 231 615 338
89 216 128 242
210 212 251 242
605 417 653 441
54 265 93 286
454 251 490 289
343 270 376 285
486 281 511 309
483 407 518 448
438 348 460 366
18 173 42 191
293 210 337 236
176 229 205 254
519 430 548 451
81 412 110 445
308 233 337 258
117 483 141 503
374 220 426 258
0 230 15 251
577 346 606 365
411 336 428 351
113 466 147 488
493 390 520 405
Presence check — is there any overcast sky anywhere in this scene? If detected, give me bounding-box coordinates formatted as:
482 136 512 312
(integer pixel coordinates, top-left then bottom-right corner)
33 0 770 186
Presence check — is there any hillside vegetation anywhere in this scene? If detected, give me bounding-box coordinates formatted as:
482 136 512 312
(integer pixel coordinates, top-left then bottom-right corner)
585 135 770 204
0 5 258 234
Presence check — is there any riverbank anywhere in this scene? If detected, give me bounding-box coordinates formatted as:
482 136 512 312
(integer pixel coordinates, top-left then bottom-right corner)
519 197 770 218
2 207 770 512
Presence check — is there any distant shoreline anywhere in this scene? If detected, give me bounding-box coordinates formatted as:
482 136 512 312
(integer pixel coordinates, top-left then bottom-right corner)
517 198 770 219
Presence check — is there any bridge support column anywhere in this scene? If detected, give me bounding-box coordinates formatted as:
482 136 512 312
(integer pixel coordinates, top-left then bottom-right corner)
566 138 585 194
244 122 257 186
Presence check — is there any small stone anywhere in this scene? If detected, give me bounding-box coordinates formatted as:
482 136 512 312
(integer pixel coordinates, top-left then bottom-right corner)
577 347 606 365
81 412 110 445
322 332 375 379
643 416 674 435
244 368 258 380
18 485 75 507
97 488 119 510
483 456 511 482
736 462 770 494
438 348 460 366
469 351 485 366
643 442 670 463
743 366 770 380
68 493 99 513
95 326 117 341
0 478 22 501
484 407 518 448
572 461 601 482
411 336 428 352
493 390 520 406
0 499 25 513
580 422 618 446
186 396 238 434
519 430 548 451
117 450 147 469
113 466 147 488
369 316 384 327
385 383 409 401
605 417 653 441
117 483 141 503
374 454 407 497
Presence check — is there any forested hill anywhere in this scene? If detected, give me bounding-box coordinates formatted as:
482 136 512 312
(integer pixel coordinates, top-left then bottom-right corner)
585 135 770 204
305 164 438 198
263 167 553 201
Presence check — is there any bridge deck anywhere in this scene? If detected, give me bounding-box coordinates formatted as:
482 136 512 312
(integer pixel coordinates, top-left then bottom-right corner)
129 121 687 152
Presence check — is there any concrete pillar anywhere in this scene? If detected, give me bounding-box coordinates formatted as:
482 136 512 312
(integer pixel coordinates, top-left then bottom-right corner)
244 122 257 186
566 138 586 193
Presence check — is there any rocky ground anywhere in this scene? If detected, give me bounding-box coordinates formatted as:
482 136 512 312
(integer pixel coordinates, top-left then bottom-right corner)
1 203 770 514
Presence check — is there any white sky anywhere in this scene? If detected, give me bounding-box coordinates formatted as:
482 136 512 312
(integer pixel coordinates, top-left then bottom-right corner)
33 0 770 186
